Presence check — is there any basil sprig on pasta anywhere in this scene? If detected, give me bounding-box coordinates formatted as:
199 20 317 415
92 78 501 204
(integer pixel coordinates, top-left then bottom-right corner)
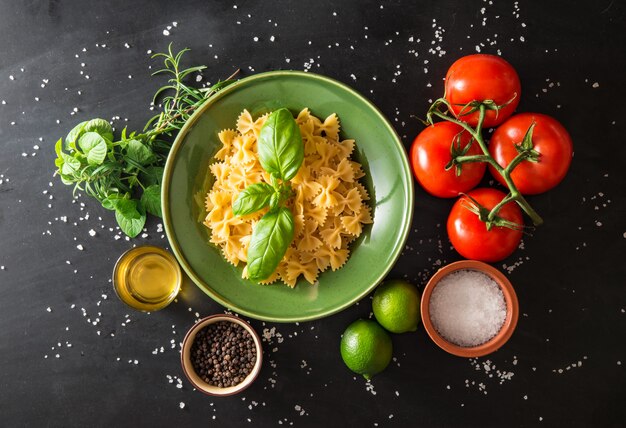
233 108 304 281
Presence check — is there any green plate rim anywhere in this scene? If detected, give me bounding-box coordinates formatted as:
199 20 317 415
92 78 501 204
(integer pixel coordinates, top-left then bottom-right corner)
162 70 414 322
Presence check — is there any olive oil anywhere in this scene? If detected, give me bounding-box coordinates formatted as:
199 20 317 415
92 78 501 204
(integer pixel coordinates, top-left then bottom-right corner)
113 246 181 311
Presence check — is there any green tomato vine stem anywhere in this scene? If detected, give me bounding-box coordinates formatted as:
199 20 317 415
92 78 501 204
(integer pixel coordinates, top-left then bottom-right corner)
431 104 544 227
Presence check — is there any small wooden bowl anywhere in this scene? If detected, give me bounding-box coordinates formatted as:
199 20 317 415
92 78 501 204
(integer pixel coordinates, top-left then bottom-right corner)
421 260 519 358
181 314 263 396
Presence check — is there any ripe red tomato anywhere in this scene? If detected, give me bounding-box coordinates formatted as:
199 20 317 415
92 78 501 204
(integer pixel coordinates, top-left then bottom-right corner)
447 188 523 262
410 122 486 198
488 113 573 195
445 54 521 128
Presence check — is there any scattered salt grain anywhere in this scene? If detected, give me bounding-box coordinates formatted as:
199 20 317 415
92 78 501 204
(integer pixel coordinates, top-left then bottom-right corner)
429 270 506 347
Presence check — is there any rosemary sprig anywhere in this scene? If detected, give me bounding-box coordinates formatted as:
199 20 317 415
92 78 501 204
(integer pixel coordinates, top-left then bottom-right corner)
145 43 240 137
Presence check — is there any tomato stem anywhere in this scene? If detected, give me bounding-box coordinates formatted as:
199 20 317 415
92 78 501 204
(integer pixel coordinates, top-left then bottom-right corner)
453 154 494 165
430 104 544 226
432 109 476 137
504 151 529 175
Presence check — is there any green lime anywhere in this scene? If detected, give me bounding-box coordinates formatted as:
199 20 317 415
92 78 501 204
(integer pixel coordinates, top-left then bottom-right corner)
372 279 421 333
340 319 392 380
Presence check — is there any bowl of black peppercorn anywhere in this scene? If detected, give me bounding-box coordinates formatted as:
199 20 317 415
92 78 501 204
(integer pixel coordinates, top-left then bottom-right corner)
181 314 263 396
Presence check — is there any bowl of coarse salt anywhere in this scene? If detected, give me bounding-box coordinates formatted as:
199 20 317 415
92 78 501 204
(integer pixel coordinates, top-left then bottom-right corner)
421 260 519 358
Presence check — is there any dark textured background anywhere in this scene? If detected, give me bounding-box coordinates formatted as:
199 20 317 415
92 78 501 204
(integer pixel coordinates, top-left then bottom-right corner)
1 0 625 426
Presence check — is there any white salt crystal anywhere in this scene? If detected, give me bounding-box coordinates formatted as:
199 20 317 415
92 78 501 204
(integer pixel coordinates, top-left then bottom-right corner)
429 270 507 347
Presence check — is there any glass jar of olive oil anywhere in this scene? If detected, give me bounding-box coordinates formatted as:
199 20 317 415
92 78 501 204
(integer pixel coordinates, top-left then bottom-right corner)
113 246 181 311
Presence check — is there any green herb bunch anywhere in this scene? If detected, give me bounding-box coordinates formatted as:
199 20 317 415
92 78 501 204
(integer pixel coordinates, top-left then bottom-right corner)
53 45 238 237
232 108 304 282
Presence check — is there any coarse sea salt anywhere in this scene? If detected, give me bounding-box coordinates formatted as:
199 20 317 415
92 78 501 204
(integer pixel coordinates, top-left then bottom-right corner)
429 270 506 347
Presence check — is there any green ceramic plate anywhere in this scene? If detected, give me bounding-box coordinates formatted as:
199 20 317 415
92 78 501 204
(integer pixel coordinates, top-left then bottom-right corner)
162 71 413 322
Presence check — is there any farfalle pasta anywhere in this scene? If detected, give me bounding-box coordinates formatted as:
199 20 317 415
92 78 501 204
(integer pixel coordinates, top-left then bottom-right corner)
203 108 372 287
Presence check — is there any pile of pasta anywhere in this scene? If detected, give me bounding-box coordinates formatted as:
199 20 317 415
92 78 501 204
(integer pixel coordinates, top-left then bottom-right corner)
204 108 372 287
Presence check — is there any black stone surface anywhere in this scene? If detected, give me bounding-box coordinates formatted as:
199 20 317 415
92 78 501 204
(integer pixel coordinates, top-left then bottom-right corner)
1 0 625 426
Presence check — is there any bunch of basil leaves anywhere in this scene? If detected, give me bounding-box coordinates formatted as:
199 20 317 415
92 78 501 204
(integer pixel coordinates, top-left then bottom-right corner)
54 119 165 237
232 108 304 282
53 46 237 238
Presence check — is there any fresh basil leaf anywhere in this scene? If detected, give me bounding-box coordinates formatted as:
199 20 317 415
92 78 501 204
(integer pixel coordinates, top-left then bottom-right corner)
140 166 164 187
59 174 74 185
78 132 108 165
141 184 162 217
268 191 281 212
65 121 88 149
54 138 63 157
114 199 146 238
247 207 295 281
258 108 304 181
54 139 66 169
233 183 274 216
102 193 125 210
60 152 81 175
84 118 114 141
126 139 155 165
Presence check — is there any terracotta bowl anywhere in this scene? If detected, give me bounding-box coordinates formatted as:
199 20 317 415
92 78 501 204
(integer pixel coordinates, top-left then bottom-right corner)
421 260 519 358
181 314 263 396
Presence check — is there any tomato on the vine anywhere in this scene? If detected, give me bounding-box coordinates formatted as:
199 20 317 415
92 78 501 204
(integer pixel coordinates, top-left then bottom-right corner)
410 122 486 198
445 54 521 128
447 188 523 262
488 113 573 195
